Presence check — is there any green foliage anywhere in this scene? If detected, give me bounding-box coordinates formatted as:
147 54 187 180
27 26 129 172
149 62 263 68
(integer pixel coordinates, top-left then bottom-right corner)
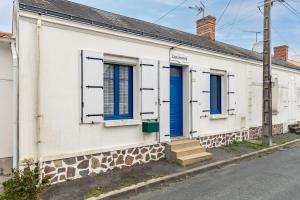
245 142 268 150
0 159 49 200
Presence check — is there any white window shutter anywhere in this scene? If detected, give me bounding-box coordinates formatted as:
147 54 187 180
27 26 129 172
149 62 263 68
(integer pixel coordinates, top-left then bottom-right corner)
159 61 170 142
228 71 236 115
199 67 211 118
81 50 104 123
190 66 202 138
140 59 158 120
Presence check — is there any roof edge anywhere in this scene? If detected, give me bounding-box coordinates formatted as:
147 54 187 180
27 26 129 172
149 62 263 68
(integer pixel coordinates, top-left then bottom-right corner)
18 1 300 71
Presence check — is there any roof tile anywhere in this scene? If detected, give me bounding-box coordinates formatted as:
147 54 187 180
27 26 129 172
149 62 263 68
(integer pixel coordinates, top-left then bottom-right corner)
18 0 300 70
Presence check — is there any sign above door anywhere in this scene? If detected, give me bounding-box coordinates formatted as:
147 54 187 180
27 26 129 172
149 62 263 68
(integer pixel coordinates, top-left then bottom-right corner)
170 51 188 65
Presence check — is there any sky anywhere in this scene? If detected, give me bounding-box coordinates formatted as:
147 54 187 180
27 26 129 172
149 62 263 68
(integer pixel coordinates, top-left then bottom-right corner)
1 0 300 58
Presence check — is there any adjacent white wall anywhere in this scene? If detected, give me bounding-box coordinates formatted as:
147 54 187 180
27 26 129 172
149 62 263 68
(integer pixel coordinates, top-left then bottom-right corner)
0 41 13 159
17 14 300 161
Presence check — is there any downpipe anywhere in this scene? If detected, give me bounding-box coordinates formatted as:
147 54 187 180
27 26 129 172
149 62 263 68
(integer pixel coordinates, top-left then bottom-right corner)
36 18 42 166
11 41 19 169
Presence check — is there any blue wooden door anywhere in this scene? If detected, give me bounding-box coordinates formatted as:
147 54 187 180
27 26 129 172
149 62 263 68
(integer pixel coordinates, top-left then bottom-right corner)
170 66 183 137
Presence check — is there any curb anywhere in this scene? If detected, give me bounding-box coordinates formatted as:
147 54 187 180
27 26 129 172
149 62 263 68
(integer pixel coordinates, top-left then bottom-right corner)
88 138 300 200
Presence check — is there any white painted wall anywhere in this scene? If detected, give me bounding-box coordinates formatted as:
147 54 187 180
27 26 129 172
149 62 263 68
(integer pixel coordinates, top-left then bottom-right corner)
0 41 13 159
17 13 300 161
248 65 300 132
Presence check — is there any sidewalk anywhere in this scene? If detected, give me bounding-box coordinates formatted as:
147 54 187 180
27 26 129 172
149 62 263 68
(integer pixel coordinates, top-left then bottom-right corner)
40 133 300 200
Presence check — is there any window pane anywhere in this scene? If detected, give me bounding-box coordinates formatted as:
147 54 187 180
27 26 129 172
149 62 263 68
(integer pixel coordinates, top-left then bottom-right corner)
213 76 218 112
119 66 129 115
104 64 114 115
210 75 222 114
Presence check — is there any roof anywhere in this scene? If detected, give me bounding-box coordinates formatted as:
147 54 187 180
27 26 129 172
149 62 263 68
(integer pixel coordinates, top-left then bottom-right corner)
18 0 300 71
288 60 300 68
0 32 12 38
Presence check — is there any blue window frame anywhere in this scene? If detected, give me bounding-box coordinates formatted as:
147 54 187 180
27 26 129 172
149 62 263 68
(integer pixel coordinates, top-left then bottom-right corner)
210 74 222 114
104 63 133 120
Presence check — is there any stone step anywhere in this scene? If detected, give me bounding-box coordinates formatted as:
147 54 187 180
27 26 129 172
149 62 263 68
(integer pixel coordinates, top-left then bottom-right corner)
172 146 206 157
289 126 300 133
177 152 212 167
166 140 199 151
289 124 300 129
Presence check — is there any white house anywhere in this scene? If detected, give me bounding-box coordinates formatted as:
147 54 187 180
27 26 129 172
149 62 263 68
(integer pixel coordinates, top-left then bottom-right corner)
0 0 299 183
0 32 14 175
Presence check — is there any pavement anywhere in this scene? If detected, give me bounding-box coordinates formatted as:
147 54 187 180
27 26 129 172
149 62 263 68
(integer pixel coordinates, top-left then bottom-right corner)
125 142 300 200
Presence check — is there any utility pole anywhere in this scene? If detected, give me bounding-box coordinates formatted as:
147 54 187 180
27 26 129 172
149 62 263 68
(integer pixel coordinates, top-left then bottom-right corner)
262 0 273 145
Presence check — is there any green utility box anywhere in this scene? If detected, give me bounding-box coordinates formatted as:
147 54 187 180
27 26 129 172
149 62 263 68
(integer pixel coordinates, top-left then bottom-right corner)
142 121 159 133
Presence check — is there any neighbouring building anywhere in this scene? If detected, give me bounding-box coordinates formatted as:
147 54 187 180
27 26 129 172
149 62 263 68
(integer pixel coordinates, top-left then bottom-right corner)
0 0 300 183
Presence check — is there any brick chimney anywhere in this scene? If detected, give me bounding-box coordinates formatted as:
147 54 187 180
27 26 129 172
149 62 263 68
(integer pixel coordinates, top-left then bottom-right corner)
274 45 288 61
196 15 216 41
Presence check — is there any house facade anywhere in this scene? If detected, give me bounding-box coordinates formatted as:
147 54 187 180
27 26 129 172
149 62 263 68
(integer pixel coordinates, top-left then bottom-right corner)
0 0 299 183
0 33 14 175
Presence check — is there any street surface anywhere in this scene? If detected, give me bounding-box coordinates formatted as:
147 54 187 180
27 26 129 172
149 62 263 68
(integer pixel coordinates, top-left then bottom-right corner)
127 143 300 200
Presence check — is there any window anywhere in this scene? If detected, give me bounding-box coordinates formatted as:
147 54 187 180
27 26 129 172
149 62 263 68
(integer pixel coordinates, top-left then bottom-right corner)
210 74 222 114
104 63 133 120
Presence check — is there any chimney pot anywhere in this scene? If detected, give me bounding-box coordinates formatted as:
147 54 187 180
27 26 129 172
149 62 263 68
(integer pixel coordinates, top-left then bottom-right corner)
196 15 216 41
274 45 288 61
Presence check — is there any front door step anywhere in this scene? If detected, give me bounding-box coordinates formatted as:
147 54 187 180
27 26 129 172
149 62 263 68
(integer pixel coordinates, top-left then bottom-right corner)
177 152 212 167
165 139 212 166
289 123 300 134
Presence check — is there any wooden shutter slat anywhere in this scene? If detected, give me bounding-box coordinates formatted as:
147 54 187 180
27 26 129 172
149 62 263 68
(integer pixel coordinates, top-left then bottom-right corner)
140 59 158 120
159 61 170 142
81 50 104 123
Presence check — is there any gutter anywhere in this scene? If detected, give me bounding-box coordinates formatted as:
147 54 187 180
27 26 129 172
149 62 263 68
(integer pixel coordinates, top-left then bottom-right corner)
11 40 19 169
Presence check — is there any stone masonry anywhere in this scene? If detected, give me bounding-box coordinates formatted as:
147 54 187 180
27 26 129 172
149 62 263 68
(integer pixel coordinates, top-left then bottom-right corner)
199 130 249 148
42 124 284 184
42 143 165 184
198 124 283 148
249 123 283 140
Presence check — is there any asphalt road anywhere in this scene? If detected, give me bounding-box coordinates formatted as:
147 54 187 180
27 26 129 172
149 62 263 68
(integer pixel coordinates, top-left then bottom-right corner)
127 144 300 200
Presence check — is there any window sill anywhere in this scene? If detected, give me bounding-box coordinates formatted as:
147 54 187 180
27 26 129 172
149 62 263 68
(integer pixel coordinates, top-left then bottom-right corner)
209 114 228 120
104 119 142 127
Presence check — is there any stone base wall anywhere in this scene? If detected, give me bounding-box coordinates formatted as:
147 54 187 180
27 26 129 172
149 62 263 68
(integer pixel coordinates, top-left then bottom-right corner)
198 130 249 148
249 123 283 140
199 124 284 148
42 144 165 184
